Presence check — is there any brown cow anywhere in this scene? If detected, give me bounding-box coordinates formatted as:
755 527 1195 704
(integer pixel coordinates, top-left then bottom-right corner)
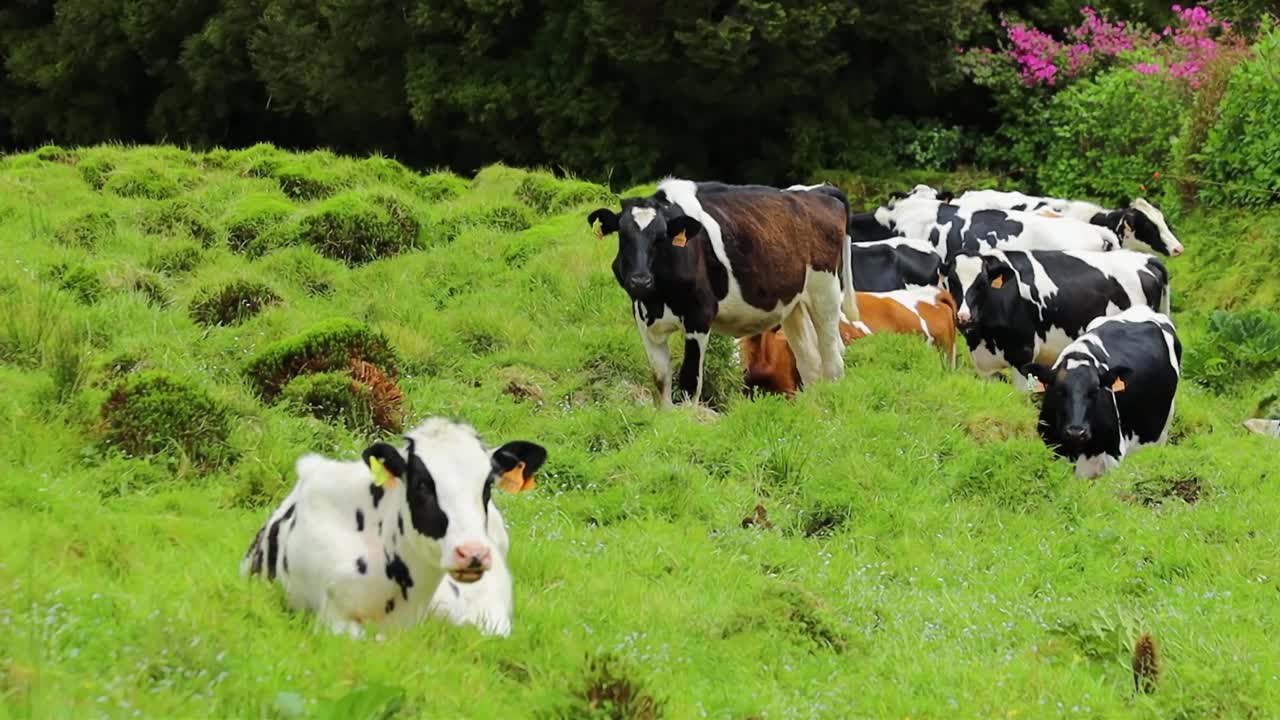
740 285 957 398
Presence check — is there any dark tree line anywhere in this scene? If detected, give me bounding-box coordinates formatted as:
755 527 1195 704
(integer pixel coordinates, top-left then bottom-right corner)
0 0 1184 184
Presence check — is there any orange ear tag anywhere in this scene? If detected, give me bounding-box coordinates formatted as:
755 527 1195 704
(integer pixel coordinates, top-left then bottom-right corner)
991 275 1005 289
498 461 536 493
672 230 688 248
1110 377 1127 393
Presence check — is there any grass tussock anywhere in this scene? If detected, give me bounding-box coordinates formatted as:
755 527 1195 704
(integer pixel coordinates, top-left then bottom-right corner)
0 146 1278 718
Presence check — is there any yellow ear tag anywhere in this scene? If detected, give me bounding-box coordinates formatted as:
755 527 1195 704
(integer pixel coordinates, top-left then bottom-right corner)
672 230 688 248
991 275 1005 289
368 456 396 489
1110 377 1127 393
592 219 604 240
498 461 536 493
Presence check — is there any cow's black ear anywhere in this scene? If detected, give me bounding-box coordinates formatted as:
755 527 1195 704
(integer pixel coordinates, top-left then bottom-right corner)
888 190 908 200
1099 366 1133 393
666 215 702 243
937 189 956 203
1021 363 1055 393
362 442 408 481
587 209 620 238
492 441 548 493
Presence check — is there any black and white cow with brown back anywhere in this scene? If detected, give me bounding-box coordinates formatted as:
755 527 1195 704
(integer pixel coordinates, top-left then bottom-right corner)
587 179 857 406
954 189 1184 257
1024 306 1182 478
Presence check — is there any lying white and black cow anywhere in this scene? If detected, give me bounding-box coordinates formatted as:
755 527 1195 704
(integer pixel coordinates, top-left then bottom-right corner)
1024 306 1182 478
954 189 1184 257
944 248 1169 390
241 418 546 637
850 237 943 291
863 193 1121 259
587 179 858 406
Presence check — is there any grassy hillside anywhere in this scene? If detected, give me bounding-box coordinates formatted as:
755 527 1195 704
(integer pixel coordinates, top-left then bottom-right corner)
1 145 1279 719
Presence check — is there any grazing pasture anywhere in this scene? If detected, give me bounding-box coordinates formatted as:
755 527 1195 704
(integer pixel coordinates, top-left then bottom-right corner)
2 145 1280 718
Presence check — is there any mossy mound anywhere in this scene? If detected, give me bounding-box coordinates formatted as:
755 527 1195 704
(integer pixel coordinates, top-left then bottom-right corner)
34 145 78 164
188 280 281 327
100 371 234 468
281 360 403 433
413 172 468 204
260 247 341 297
233 143 287 178
78 157 115 190
43 263 104 304
272 162 345 201
54 210 116 249
138 199 219 247
435 202 533 244
144 243 204 276
244 319 398 401
225 195 296 256
296 192 420 264
103 165 195 200
107 267 170 307
516 174 618 215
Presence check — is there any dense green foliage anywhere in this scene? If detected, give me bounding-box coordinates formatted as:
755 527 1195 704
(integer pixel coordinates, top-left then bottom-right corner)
1199 25 1280 207
1 147 1279 717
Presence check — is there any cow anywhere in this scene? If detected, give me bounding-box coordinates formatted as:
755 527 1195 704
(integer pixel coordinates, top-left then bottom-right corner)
740 285 958 397
1023 306 1181 479
943 248 1169 391
241 417 547 637
587 179 858 407
869 193 1121 259
954 189 1184 257
850 237 943 292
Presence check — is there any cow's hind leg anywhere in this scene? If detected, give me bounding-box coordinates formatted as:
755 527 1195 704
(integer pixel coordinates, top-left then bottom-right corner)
781 305 823 388
635 303 677 408
806 272 847 381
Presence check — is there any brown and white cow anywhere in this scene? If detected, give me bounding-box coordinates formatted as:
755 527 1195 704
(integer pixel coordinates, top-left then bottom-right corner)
740 285 957 398
588 180 857 407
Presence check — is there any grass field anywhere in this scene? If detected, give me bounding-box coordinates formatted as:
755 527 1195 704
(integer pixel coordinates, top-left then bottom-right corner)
1 144 1279 719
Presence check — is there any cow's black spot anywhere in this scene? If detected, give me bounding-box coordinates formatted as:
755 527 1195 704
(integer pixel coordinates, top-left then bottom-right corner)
282 553 289 574
244 524 266 576
355 508 365 532
397 513 404 536
356 557 368 575
369 483 385 508
265 503 296 581
385 598 396 614
405 456 448 539
1012 203 1028 211
678 335 704 402
450 580 460 598
385 553 414 600
377 520 383 536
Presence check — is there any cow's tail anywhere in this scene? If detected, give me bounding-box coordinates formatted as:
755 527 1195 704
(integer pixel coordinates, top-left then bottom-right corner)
825 184 860 322
1161 278 1171 317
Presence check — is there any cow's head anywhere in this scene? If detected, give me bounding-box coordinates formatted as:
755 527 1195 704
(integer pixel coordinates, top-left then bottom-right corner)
587 196 703 299
1024 362 1131 448
942 252 1017 331
362 420 547 584
1109 199 1184 257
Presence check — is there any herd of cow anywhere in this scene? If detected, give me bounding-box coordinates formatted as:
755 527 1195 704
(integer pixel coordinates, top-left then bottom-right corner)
241 178 1191 639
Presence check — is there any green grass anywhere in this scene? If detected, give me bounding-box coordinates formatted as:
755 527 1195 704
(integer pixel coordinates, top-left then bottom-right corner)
1 146 1279 719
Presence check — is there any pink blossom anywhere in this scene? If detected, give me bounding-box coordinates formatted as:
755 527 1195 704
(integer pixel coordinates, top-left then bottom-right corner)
1134 62 1161 75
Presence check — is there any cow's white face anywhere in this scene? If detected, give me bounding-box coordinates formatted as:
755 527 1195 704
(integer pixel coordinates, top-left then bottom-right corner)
1130 199 1183 257
947 254 985 327
367 420 546 584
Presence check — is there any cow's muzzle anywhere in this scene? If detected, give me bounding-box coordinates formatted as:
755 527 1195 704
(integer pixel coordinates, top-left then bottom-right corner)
448 542 492 583
625 272 655 296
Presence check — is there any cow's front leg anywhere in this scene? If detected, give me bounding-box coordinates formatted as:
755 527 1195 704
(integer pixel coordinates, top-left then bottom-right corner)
676 330 709 404
635 304 676 409
781 304 823 388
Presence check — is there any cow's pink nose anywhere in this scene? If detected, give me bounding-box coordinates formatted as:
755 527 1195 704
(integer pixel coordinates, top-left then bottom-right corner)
957 311 970 323
453 543 492 570
1171 245 1183 257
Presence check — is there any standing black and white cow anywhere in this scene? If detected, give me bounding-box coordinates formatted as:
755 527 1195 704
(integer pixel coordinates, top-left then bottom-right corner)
241 418 547 637
943 248 1169 389
849 238 943 291
1023 306 1182 478
587 179 858 406
954 189 1184 257
869 193 1121 259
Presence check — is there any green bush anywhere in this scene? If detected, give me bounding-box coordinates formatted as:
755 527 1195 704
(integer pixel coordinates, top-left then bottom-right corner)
225 195 296 255
78 157 115 190
516 173 617 215
412 173 468 204
233 143 287 178
34 145 77 164
435 202 533 244
1253 371 1280 420
1038 69 1185 204
272 162 343 201
103 165 194 200
138 199 219 247
108 267 170 307
244 319 398 400
296 191 420 264
188 280 281 327
1200 27 1280 208
280 371 376 430
144 243 204 276
1183 309 1280 392
54 210 116 249
43 263 104 304
100 371 234 468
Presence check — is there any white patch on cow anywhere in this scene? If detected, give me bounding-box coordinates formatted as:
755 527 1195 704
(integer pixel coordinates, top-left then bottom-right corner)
1132 198 1183 255
951 254 984 323
851 320 873 335
785 183 825 192
969 341 1007 378
854 236 936 254
956 190 1104 224
875 285 943 344
429 503 513 637
1074 452 1119 479
630 207 657 230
